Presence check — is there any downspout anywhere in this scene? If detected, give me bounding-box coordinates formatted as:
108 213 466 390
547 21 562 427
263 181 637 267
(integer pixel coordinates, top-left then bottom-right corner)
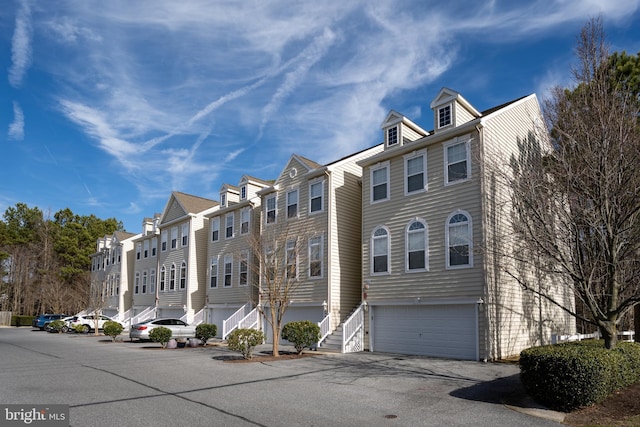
476 122 490 361
324 169 332 325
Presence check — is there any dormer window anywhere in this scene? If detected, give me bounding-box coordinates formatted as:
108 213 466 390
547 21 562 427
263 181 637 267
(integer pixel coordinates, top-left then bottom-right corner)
438 105 452 128
240 185 247 200
387 126 398 146
220 193 226 207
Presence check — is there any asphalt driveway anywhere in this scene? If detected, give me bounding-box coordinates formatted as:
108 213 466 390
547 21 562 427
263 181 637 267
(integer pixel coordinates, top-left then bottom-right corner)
0 327 563 426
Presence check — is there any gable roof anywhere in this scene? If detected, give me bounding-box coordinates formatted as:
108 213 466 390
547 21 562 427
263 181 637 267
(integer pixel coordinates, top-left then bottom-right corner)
430 87 481 117
160 191 219 225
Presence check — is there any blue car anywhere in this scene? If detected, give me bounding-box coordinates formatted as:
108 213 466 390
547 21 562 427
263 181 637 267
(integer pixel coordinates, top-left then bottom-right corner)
32 314 66 330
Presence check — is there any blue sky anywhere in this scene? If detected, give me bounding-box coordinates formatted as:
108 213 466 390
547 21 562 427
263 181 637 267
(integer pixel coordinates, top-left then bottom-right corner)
1 1 639 233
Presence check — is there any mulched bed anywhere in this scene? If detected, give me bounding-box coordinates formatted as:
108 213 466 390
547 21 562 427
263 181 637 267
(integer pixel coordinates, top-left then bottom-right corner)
563 382 640 426
221 351 316 363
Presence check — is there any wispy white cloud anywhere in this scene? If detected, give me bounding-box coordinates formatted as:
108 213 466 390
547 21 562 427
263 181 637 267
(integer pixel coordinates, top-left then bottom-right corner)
8 101 24 140
8 0 32 88
18 0 638 230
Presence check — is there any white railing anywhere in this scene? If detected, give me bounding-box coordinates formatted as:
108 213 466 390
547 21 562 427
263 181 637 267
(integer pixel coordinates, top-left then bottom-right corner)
317 314 331 347
129 306 156 328
119 308 132 324
222 303 249 340
342 304 364 353
238 307 260 330
190 307 206 326
552 330 635 344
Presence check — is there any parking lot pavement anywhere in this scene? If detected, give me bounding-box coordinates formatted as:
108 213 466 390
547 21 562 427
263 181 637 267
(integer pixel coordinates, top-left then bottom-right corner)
0 328 563 426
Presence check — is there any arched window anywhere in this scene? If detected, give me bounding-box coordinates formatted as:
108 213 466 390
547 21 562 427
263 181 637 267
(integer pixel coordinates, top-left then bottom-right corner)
446 211 473 268
180 261 187 289
406 219 428 271
371 226 390 274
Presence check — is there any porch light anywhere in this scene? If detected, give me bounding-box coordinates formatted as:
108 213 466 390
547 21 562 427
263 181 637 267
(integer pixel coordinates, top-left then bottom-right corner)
362 301 369 311
477 298 485 304
322 300 328 315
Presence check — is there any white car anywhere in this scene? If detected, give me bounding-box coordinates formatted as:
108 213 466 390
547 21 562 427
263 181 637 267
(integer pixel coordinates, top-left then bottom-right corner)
129 318 197 341
69 315 120 333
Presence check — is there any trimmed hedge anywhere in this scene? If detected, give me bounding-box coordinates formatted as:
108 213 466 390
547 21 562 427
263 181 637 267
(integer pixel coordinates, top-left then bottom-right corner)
282 320 320 354
149 326 173 348
195 323 217 345
227 328 264 359
520 340 640 412
12 315 35 327
103 321 124 342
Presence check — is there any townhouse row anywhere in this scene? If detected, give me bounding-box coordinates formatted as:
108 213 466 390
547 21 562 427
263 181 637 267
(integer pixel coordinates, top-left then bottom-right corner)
90 88 575 360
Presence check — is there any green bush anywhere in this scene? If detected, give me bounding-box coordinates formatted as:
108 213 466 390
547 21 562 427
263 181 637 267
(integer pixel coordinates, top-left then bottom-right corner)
103 321 124 342
46 319 66 333
195 323 217 345
149 326 173 348
520 341 640 412
282 320 321 354
227 328 264 359
73 324 88 334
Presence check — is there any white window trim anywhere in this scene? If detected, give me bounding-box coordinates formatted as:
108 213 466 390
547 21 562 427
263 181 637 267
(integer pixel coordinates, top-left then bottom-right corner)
404 150 427 196
150 268 156 294
370 161 390 204
240 207 250 235
444 138 471 186
179 261 187 290
209 257 218 289
445 209 474 269
386 125 399 147
224 255 233 287
239 250 249 286
405 218 429 272
308 179 324 214
142 270 148 294
286 188 299 220
161 230 168 252
181 223 189 247
134 272 140 294
371 225 391 275
286 240 298 279
169 263 176 291
225 212 234 239
308 234 324 279
211 217 220 242
160 266 166 292
170 226 178 249
265 194 277 225
438 103 453 129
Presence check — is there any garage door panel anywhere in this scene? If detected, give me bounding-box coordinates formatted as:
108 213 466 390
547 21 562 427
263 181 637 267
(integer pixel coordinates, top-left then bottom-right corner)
372 305 476 360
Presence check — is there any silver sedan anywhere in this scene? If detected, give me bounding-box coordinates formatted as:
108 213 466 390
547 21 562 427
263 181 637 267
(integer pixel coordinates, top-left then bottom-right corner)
129 318 197 341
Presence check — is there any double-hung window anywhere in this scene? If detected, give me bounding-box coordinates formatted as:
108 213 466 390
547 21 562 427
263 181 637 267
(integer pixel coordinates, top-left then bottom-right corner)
180 261 187 289
406 219 427 271
225 213 234 239
286 240 297 279
150 269 156 293
161 230 168 252
136 243 141 260
134 272 140 294
309 236 323 278
287 189 298 219
372 226 389 274
224 255 233 287
170 227 178 249
209 257 218 288
446 210 473 268
181 223 189 247
309 180 323 213
211 217 220 242
240 208 250 234
169 264 176 290
405 151 426 194
371 163 390 203
142 270 148 293
266 195 276 224
143 240 149 258
239 251 248 286
151 238 157 256
445 140 470 184
160 266 166 292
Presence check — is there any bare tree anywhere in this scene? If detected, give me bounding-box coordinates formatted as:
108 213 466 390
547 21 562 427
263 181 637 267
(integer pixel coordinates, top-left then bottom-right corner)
245 222 312 357
505 17 640 349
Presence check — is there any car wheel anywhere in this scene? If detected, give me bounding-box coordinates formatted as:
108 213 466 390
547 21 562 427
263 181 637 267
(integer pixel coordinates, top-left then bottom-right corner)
61 326 69 333
81 325 90 334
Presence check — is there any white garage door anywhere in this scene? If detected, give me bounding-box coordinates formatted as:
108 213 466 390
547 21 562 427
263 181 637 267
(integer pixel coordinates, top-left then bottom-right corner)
372 304 477 360
264 306 323 344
